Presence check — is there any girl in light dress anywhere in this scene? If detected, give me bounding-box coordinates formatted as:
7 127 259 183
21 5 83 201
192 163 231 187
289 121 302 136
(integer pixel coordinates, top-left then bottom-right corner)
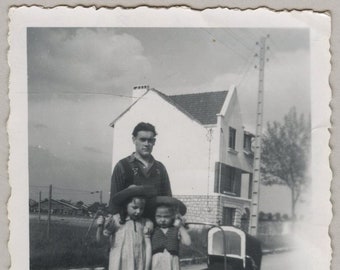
96 185 155 270
149 196 191 270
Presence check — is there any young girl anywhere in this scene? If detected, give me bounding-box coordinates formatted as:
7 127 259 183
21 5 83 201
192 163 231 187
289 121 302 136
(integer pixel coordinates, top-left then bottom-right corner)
150 196 191 270
96 185 155 270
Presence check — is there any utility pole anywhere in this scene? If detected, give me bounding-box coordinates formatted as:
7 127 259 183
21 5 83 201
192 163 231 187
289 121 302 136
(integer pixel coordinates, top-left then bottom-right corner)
38 191 41 223
249 36 267 236
47 184 52 240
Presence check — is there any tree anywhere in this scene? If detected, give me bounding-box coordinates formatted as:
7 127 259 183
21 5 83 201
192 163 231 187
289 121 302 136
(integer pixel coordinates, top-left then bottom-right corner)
75 201 84 208
274 212 281 221
87 202 107 214
261 107 310 220
258 211 266 221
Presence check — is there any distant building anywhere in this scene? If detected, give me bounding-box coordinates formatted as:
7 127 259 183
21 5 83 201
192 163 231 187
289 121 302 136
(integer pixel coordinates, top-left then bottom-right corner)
29 199 88 216
110 86 254 229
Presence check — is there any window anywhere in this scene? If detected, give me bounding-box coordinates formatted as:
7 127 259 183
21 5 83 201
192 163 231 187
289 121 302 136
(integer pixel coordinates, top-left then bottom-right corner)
248 174 253 199
222 207 235 226
229 127 236 150
243 133 252 152
214 162 241 196
223 166 236 193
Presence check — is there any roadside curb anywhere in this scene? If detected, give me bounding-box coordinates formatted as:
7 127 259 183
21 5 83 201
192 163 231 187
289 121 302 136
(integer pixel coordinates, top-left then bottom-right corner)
180 257 207 266
180 247 295 266
262 247 294 255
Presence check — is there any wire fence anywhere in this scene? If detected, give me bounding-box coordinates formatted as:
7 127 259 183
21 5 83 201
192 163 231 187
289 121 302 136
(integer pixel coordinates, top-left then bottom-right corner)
29 185 104 205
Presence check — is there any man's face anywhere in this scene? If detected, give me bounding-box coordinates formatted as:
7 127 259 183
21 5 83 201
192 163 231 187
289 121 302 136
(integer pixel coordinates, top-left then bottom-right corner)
133 131 156 158
126 197 145 220
155 206 174 228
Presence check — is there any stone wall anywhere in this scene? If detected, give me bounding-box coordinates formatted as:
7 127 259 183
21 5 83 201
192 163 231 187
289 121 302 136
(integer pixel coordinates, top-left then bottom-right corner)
218 195 251 228
175 195 219 224
175 194 251 229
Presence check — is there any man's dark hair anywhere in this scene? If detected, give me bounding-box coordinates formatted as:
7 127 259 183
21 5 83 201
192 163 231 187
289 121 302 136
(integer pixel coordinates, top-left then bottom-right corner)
132 122 157 137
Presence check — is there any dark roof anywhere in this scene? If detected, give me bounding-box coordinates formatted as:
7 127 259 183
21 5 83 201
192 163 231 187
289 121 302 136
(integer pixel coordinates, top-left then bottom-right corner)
167 91 228 125
110 89 229 127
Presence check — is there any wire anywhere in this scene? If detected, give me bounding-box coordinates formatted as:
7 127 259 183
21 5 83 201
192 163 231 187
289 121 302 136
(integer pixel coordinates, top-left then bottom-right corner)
223 29 254 52
242 29 260 42
266 36 280 52
200 28 249 62
236 45 258 87
53 187 95 193
254 29 269 40
265 48 280 66
265 38 283 66
29 185 98 194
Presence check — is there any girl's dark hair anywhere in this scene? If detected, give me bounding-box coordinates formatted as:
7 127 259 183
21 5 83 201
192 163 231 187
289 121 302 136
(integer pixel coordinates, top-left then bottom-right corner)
157 204 175 215
118 206 128 225
119 196 146 225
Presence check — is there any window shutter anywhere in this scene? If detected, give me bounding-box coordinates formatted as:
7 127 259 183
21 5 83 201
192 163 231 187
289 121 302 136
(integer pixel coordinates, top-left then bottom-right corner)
214 162 220 192
234 170 242 196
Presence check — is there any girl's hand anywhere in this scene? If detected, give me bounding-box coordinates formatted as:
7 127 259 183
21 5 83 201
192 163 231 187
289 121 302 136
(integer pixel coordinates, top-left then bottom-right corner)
96 215 105 226
173 218 182 228
174 214 186 228
179 226 191 246
103 229 111 237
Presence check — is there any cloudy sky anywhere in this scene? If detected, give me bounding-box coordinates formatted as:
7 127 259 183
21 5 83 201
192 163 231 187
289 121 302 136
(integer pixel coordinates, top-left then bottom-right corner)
27 28 310 213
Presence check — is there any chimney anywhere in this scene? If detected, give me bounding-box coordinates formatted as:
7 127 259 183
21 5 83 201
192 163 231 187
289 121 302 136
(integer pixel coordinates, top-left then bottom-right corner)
132 85 149 100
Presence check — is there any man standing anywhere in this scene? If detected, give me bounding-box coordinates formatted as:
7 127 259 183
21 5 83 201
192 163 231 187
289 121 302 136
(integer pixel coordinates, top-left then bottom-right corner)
108 122 172 214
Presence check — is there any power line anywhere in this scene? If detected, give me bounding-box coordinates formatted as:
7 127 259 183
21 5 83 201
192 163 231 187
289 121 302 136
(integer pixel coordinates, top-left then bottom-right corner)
30 185 99 194
53 187 95 193
200 28 249 62
266 36 280 52
265 48 280 66
236 45 258 87
237 58 256 88
223 29 254 52
254 29 269 40
265 38 282 65
242 29 260 42
200 28 261 86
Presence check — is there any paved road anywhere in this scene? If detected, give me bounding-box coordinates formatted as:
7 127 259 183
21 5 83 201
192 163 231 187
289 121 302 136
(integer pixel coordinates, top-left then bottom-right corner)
182 250 312 270
260 250 311 270
59 250 314 270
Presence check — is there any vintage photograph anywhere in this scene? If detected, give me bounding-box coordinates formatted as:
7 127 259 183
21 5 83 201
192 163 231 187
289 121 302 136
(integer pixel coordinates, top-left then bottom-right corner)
8 7 331 270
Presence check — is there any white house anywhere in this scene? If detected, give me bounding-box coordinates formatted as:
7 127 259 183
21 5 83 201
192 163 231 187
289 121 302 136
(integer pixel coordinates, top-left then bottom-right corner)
110 86 254 229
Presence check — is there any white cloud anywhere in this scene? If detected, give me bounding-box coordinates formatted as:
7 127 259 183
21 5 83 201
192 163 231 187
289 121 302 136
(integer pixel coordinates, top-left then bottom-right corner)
28 28 152 94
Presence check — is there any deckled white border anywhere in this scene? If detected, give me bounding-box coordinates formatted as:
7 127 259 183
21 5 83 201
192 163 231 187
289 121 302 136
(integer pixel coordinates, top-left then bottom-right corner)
7 6 331 270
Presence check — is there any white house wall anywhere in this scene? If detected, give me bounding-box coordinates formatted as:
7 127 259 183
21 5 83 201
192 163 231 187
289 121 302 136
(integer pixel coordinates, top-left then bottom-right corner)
218 90 253 174
112 90 212 196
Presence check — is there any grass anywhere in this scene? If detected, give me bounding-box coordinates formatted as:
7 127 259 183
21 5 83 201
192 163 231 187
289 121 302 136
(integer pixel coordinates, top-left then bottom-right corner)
30 217 293 269
30 218 109 269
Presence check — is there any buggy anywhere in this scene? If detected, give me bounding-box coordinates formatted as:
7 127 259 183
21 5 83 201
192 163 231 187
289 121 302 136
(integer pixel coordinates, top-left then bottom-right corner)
187 223 262 270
